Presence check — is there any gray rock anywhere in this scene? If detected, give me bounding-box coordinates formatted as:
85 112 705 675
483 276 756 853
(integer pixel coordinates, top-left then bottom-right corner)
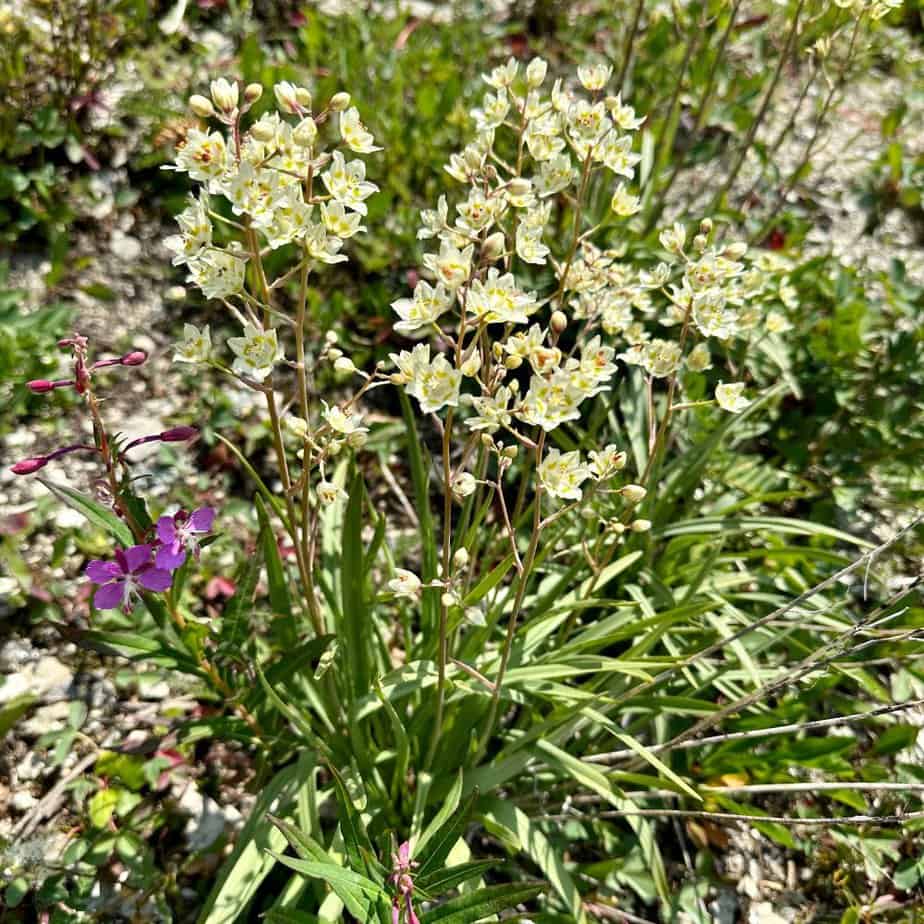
0 655 74 705
14 752 47 783
11 790 38 813
19 701 71 737
175 784 242 852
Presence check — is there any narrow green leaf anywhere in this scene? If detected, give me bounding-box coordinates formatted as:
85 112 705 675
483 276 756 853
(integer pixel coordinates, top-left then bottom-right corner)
416 785 479 881
269 854 386 921
482 799 585 922
38 477 133 547
416 860 496 898
400 390 438 635
197 765 299 924
420 881 545 924
256 494 295 647
328 763 377 882
341 470 370 700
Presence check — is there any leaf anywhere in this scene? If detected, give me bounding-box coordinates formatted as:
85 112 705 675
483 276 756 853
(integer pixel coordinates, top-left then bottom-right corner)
416 860 496 898
328 762 378 881
88 788 121 828
269 855 387 922
415 770 463 855
197 764 300 924
462 554 515 608
482 799 585 922
420 881 545 924
219 536 263 656
416 786 479 881
341 470 370 700
0 694 36 738
256 493 295 647
37 478 134 547
400 390 438 635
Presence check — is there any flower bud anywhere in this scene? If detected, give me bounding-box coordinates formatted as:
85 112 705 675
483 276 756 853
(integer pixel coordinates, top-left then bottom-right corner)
27 379 55 393
293 117 318 147
699 218 713 236
329 91 351 111
507 177 532 198
189 94 216 119
210 78 239 113
441 590 459 608
502 445 518 460
120 350 148 367
346 430 367 450
274 81 301 114
693 234 708 253
724 242 748 259
285 416 308 439
550 310 567 334
504 354 523 370
244 83 263 104
159 425 199 443
250 120 276 142
451 471 477 499
11 456 48 475
525 57 547 87
461 353 481 377
630 518 652 533
464 147 483 171
333 356 356 376
619 484 647 504
453 547 470 570
481 231 506 263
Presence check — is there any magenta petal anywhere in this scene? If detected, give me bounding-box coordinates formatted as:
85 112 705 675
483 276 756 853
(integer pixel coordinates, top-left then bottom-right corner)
86 560 122 584
93 581 125 610
189 507 215 532
122 544 153 573
155 543 186 571
156 516 178 545
138 566 173 592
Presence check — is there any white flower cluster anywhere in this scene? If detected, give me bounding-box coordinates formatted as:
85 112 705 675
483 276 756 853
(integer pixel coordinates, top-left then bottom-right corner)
388 57 789 509
167 78 380 381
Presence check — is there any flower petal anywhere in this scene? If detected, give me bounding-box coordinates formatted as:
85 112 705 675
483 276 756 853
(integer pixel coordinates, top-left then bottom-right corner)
189 507 216 532
93 581 125 610
138 566 173 593
122 544 153 574
155 544 187 572
156 516 178 545
85 560 121 584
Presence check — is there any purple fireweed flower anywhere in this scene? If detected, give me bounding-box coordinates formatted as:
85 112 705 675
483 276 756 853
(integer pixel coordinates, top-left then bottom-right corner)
85 544 173 612
124 426 199 453
155 507 215 571
10 444 98 476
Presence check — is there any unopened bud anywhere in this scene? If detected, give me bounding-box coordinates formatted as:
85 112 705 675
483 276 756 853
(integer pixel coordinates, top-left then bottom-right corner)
507 177 532 198
464 147 483 170
11 456 48 475
293 117 318 147
699 218 713 236
693 234 708 253
347 430 367 450
251 120 276 142
159 425 199 443
482 231 506 263
504 354 523 370
244 83 263 104
274 81 301 114
441 591 458 608
550 310 567 334
525 57 547 88
120 350 147 367
27 379 55 393
630 518 652 533
329 91 351 111
333 356 356 375
502 445 518 460
210 78 239 113
724 242 748 259
461 353 481 377
619 484 647 504
453 548 470 570
189 94 216 119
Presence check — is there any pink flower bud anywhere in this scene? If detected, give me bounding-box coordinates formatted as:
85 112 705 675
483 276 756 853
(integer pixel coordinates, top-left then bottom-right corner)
120 350 148 367
160 426 198 443
11 456 49 475
27 380 55 393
